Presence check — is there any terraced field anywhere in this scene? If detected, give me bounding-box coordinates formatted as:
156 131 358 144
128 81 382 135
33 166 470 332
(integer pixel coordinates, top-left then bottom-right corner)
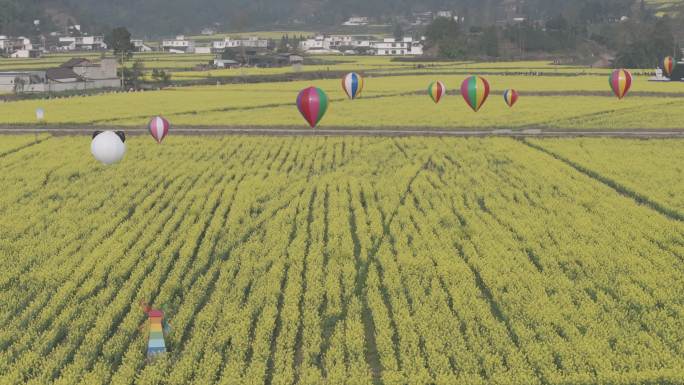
1 69 683 130
0 135 683 385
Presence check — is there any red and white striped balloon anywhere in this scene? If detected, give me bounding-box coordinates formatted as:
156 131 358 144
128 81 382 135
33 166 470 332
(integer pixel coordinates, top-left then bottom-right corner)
148 116 170 144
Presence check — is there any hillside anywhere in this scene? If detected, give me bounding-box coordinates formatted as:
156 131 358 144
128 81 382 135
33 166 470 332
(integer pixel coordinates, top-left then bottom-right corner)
1 0 682 37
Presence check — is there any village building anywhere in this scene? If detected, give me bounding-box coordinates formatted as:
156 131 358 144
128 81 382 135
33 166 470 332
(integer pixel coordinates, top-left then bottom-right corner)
372 37 424 56
162 36 195 53
194 45 212 54
342 17 370 26
0 57 120 93
57 35 106 51
0 36 40 57
299 35 424 56
132 39 154 52
211 37 269 52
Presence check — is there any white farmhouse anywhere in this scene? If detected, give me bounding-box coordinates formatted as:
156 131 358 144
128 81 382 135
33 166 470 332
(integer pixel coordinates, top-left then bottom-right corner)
162 35 195 53
372 37 423 56
343 17 370 26
58 35 106 51
299 36 331 51
212 37 268 52
1 36 34 54
132 39 153 52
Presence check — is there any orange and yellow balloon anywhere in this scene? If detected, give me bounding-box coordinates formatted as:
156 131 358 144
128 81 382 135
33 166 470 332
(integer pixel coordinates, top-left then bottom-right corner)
609 69 632 99
662 56 675 77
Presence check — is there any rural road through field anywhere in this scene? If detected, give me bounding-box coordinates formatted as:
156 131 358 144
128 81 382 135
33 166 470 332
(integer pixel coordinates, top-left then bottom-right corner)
1 127 684 138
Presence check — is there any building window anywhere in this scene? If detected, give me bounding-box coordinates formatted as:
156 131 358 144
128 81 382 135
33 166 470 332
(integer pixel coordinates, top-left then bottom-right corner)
391 50 396 54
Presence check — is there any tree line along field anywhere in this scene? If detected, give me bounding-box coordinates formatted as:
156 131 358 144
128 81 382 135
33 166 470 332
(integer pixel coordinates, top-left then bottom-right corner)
0 71 684 130
0 135 683 385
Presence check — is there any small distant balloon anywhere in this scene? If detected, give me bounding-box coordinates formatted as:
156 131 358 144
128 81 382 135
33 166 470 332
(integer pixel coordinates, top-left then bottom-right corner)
91 131 126 165
342 72 364 100
503 89 519 108
148 116 170 144
461 76 490 112
36 108 44 121
297 87 328 128
662 56 675 77
609 69 632 99
427 81 446 104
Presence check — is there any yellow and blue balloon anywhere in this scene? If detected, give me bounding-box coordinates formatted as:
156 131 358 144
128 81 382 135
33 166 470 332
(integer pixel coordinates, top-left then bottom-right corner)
342 72 364 100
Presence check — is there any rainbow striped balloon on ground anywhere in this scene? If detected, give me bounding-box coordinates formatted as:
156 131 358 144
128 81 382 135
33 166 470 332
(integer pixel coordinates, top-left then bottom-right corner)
297 87 329 128
427 81 446 103
609 69 632 99
461 76 490 112
662 56 675 77
342 72 364 99
503 89 519 107
148 116 170 144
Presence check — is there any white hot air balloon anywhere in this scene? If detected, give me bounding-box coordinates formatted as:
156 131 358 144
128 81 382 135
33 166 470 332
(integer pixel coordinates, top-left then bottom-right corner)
91 131 126 165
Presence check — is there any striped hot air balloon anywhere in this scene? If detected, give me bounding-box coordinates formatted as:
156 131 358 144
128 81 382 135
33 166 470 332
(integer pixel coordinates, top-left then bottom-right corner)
609 69 632 99
503 89 519 107
297 87 329 128
148 116 170 144
342 72 364 99
662 56 675 77
427 81 446 103
461 76 490 112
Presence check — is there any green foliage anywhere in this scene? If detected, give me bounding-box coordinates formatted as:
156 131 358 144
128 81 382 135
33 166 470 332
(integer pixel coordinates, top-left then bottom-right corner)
614 16 677 67
105 27 135 61
123 60 145 89
151 69 171 86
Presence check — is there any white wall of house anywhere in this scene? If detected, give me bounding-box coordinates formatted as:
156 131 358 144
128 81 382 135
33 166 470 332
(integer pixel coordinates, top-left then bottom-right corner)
194 46 212 54
10 50 30 58
58 35 106 50
162 36 195 52
373 37 423 56
132 40 154 52
299 35 422 55
212 37 268 50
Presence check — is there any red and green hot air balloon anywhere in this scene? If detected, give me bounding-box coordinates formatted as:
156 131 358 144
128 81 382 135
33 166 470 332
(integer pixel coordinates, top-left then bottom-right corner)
427 81 446 103
662 56 675 77
503 89 519 108
297 87 328 128
461 76 490 112
609 69 632 99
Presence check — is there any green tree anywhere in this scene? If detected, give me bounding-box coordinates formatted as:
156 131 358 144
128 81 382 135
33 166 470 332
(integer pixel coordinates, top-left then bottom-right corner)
106 27 135 61
152 69 172 86
123 60 145 89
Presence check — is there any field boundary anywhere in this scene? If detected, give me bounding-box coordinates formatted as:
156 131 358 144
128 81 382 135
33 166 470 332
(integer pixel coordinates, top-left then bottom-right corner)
519 138 684 222
1 126 683 138
0 136 50 158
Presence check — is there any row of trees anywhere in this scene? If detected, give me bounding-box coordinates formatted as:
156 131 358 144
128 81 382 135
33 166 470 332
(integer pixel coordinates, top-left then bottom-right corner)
424 1 682 68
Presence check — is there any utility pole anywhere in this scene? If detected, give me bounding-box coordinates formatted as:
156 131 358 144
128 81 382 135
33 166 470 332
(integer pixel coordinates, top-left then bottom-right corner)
120 50 125 89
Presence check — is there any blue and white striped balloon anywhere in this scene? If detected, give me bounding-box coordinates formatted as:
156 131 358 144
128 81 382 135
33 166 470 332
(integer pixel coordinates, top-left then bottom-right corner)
342 72 364 100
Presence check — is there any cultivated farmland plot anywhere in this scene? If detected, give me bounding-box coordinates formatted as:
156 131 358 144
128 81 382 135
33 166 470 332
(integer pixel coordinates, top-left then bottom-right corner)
0 135 683 385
